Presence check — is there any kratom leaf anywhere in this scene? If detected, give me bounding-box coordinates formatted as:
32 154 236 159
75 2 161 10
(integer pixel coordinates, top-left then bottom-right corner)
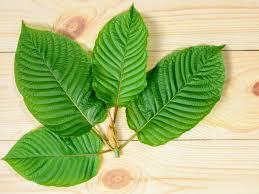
126 45 225 146
15 23 107 136
92 5 148 107
3 128 102 187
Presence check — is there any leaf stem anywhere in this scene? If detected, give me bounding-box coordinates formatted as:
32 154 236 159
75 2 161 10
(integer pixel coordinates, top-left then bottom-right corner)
113 106 119 123
107 108 120 157
119 133 137 150
92 126 113 150
99 148 113 154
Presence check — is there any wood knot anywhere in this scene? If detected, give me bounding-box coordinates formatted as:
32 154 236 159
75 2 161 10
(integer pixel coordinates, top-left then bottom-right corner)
57 16 86 39
102 168 132 189
252 81 259 96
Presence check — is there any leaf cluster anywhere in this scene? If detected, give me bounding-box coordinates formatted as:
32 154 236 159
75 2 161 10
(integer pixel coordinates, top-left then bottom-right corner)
3 5 225 187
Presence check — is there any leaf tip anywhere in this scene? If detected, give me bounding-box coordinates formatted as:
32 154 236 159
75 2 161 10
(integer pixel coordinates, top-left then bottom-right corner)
1 155 7 162
129 3 138 16
130 3 135 9
21 20 27 29
21 20 30 33
218 44 226 50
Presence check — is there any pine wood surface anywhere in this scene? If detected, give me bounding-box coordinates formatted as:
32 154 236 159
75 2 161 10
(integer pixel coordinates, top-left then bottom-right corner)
0 0 259 193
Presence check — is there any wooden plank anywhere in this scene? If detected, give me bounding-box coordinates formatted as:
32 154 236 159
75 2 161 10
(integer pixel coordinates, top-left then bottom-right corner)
1 51 259 141
1 0 259 52
1 140 259 194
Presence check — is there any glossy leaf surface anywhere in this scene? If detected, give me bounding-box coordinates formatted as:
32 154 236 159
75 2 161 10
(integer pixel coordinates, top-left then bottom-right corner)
3 128 103 186
15 23 107 136
126 45 225 146
92 6 148 107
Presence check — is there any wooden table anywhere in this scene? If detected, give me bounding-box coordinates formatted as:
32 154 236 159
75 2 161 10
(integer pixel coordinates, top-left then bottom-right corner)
1 0 259 193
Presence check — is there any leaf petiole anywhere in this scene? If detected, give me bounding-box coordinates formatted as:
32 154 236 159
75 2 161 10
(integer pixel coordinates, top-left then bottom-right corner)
107 108 120 157
92 126 113 150
113 106 119 123
119 133 137 150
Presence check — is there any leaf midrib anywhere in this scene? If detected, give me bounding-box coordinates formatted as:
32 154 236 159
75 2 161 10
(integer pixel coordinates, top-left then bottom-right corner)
5 153 99 160
115 10 135 106
136 54 218 133
25 31 94 126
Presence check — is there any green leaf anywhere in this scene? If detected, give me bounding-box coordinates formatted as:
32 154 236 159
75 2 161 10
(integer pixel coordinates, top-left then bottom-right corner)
126 45 225 146
15 23 107 137
3 128 103 187
92 5 148 107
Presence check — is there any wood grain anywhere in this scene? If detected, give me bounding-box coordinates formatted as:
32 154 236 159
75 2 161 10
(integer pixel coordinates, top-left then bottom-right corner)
1 51 258 141
1 140 259 194
1 0 259 52
1 1 259 193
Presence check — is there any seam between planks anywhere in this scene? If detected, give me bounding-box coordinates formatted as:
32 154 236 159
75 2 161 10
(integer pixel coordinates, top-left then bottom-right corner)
2 49 259 54
1 139 259 142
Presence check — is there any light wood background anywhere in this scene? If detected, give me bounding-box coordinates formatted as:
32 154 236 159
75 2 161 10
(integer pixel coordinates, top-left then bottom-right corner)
1 0 259 193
